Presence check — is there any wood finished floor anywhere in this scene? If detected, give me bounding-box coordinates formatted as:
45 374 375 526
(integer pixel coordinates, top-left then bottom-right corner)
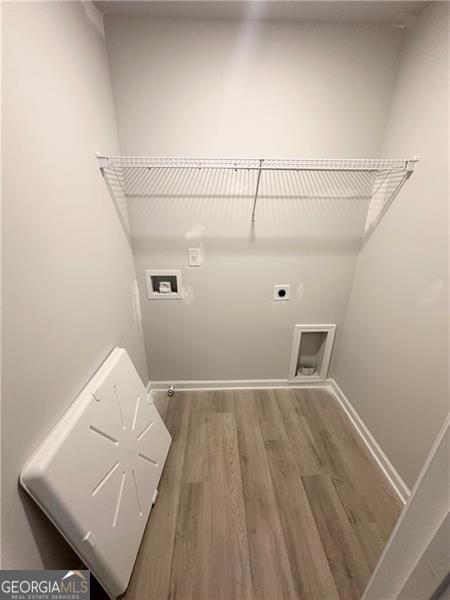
122 389 402 600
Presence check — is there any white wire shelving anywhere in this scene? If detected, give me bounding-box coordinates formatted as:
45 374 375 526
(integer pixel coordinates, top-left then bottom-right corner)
97 155 418 237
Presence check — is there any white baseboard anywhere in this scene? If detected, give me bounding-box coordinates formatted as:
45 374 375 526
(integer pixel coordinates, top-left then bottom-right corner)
328 378 410 505
146 382 168 417
149 379 329 392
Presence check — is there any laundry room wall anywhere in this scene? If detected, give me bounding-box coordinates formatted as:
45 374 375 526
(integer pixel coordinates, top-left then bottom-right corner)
104 15 405 381
2 2 148 569
332 1 449 489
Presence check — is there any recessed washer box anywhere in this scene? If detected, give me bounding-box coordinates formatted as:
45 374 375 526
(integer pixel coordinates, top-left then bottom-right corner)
145 269 183 300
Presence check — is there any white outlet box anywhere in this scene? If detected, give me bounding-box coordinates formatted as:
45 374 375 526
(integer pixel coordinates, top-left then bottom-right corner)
188 247 202 267
273 284 290 301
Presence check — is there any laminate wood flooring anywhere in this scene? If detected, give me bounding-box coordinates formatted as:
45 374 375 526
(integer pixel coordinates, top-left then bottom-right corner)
122 388 402 600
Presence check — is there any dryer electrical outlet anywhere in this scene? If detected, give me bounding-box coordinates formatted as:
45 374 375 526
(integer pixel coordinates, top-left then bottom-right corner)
273 284 290 301
20 348 172 599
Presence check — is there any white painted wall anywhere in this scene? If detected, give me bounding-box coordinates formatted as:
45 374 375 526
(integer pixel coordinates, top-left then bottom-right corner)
104 16 404 381
333 2 449 488
1 2 148 569
363 418 449 599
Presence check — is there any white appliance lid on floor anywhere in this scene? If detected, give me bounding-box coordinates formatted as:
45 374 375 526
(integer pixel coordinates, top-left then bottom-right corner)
20 348 172 598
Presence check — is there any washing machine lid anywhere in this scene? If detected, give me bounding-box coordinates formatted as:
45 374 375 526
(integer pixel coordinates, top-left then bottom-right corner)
21 348 172 598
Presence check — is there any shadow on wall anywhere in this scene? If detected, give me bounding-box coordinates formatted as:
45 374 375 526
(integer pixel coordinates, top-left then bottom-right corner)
131 233 364 256
117 167 380 253
19 486 77 569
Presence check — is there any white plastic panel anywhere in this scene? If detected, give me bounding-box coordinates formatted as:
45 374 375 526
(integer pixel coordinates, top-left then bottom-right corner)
20 348 172 598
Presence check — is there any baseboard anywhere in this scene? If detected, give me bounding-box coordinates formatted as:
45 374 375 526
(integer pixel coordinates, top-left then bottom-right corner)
145 382 169 422
149 379 329 392
328 378 410 505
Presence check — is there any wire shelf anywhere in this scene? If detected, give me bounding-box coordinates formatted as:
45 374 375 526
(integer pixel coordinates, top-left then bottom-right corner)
100 155 413 172
97 155 418 238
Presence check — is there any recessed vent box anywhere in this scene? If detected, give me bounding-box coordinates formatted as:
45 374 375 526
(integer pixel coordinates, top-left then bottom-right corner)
288 324 336 383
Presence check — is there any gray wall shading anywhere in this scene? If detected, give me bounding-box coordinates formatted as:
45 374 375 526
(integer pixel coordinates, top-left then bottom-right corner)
333 2 448 488
104 15 404 381
2 1 148 569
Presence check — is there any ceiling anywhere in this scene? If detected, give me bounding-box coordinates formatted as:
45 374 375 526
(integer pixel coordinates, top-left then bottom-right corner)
94 1 429 26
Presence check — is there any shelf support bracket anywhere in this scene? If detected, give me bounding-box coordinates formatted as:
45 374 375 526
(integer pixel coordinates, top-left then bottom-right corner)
96 154 130 242
251 159 263 224
406 155 420 178
96 154 109 169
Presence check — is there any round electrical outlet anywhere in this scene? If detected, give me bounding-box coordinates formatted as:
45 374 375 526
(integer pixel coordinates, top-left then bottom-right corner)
273 285 290 301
